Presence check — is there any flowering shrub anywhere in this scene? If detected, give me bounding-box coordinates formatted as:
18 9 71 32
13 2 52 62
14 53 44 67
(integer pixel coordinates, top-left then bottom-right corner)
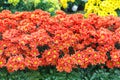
8 0 20 6
3 0 60 15
84 0 120 17
0 10 120 73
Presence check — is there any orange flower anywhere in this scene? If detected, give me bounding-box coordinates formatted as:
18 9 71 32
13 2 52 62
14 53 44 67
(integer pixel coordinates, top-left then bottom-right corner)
110 49 120 61
63 65 72 73
0 9 120 73
19 62 25 70
106 60 114 68
56 66 63 72
0 56 6 68
25 57 40 70
0 48 3 55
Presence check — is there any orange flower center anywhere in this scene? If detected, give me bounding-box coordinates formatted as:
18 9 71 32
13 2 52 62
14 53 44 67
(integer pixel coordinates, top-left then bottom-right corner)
53 50 56 52
17 57 21 61
101 35 105 39
67 60 70 63
110 62 113 66
55 40 58 43
94 54 97 57
77 54 81 57
47 51 51 55
31 14 35 18
13 50 16 53
116 62 120 64
0 61 3 65
88 50 92 52
0 50 2 53
34 62 37 64
59 67 63 70
34 52 36 55
78 60 81 63
85 58 88 61
72 58 76 61
114 55 117 58
53 55 56 58
49 58 52 61
3 44 6 47
27 60 30 63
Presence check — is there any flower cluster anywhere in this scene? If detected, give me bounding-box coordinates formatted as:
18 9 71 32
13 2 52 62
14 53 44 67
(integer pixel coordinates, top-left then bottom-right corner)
0 10 120 73
60 0 75 9
8 0 20 6
84 0 120 17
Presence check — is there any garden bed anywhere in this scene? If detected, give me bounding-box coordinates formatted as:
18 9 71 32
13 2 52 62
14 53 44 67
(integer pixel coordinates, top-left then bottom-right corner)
0 0 120 80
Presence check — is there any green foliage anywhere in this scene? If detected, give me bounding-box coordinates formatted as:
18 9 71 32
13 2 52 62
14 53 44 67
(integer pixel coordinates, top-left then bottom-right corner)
0 66 120 80
73 0 85 9
0 0 60 15
116 9 120 16
8 0 20 6
0 0 8 11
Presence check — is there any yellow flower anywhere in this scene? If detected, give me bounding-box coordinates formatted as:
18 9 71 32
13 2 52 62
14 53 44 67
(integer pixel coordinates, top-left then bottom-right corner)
109 11 118 16
84 0 120 17
60 0 67 4
98 10 108 17
62 3 68 9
